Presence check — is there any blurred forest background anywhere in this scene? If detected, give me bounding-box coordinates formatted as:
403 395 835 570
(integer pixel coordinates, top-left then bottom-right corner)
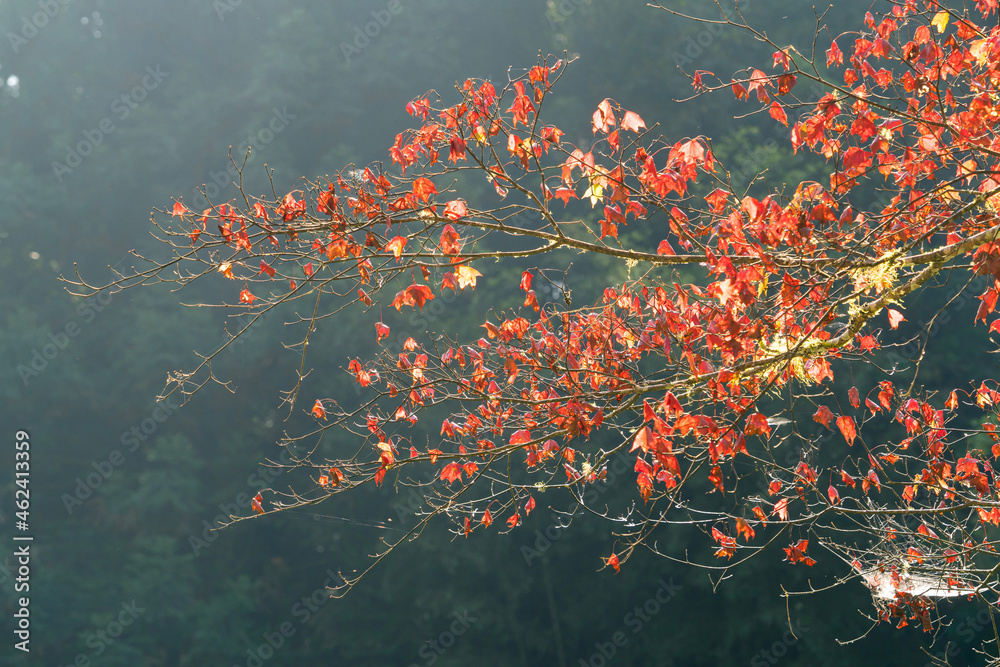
1 0 994 664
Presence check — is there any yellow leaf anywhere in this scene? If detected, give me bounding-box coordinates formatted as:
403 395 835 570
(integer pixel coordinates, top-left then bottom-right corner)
931 11 948 33
454 265 482 290
217 262 234 279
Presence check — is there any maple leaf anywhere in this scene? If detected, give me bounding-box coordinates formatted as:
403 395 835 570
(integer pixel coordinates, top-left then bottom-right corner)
769 101 788 126
239 288 256 305
454 265 481 289
848 386 860 409
931 10 949 33
887 308 905 329
439 224 462 254
375 322 390 343
384 236 407 259
837 415 857 446
813 405 835 428
412 177 437 203
392 283 435 310
773 498 789 521
621 110 646 132
259 260 275 278
251 492 264 515
592 99 616 134
171 201 190 217
735 517 755 541
605 552 621 573
312 400 327 420
444 199 467 220
509 429 532 446
440 462 463 484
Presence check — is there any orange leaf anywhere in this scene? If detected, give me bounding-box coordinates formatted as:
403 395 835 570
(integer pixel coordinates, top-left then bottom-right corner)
440 462 463 484
392 283 435 310
769 101 788 126
887 308 905 329
251 492 264 515
510 429 532 446
837 415 857 446
605 552 620 573
412 177 437 202
311 400 327 420
735 517 755 541
384 236 407 259
813 405 835 428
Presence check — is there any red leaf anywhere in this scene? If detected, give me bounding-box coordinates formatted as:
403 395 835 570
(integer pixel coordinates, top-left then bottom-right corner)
444 199 467 220
525 496 536 516
384 236 407 259
259 260 275 278
251 492 264 515
171 201 190 217
412 177 437 203
392 283 435 310
375 322 390 343
813 405 835 428
510 429 532 446
769 101 788 126
848 386 860 409
605 552 620 573
311 400 327 420
837 416 857 446
440 462 463 484
734 517 755 541
507 513 520 528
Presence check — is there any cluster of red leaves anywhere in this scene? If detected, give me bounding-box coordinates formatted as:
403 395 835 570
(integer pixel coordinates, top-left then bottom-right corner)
154 4 1000 627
